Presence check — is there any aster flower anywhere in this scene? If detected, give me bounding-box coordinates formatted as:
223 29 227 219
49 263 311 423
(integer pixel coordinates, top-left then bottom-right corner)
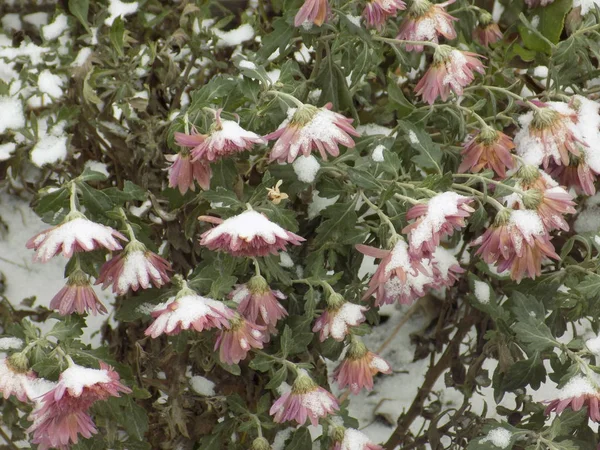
145 282 234 338
294 0 330 27
265 102 358 163
270 370 339 426
313 294 367 342
549 159 599 196
166 150 211 194
26 214 126 263
199 209 305 257
96 241 172 296
415 46 485 105
545 375 600 422
333 428 383 450
0 356 37 402
458 127 515 178
429 246 465 289
357 240 433 306
402 192 474 257
472 209 560 282
333 338 391 394
397 0 457 52
50 269 107 315
229 275 288 333
362 0 406 30
473 12 502 46
214 315 267 365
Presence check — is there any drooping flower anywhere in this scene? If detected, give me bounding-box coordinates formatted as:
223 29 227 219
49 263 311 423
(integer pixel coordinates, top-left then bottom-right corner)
415 46 485 104
0 356 37 402
458 127 515 178
51 269 107 315
472 209 560 282
402 192 474 257
166 151 212 194
265 102 358 163
199 209 305 257
545 375 600 422
333 338 391 394
429 246 465 289
397 0 457 52
145 283 234 338
96 241 172 296
357 240 433 306
266 180 289 205
214 315 267 365
548 159 599 196
333 428 383 450
362 0 406 29
28 362 131 450
270 370 339 426
294 0 330 27
312 294 367 342
26 214 126 263
472 12 502 46
175 111 264 162
229 275 288 333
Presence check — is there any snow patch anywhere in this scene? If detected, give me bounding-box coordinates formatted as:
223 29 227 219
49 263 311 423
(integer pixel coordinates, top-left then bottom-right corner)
189 375 216 396
293 155 320 183
481 428 512 448
106 0 139 26
474 281 490 304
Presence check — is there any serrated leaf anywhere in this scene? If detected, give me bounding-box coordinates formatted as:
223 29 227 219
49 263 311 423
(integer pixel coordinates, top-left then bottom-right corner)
578 273 600 298
513 321 557 352
397 121 442 172
501 352 546 390
510 292 546 323
202 187 242 208
123 398 149 441
387 81 414 118
48 315 85 340
285 427 312 450
257 18 294 61
312 200 358 250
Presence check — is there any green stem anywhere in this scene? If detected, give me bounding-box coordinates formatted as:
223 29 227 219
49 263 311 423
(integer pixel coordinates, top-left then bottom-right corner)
252 258 261 277
453 173 526 195
55 346 75 367
469 85 542 111
393 193 422 205
69 182 78 213
455 104 488 129
118 207 138 242
266 90 305 108
374 36 439 49
452 183 505 212
394 181 437 196
359 191 399 239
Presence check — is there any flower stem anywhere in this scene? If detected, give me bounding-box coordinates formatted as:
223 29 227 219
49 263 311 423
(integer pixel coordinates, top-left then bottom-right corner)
55 346 75 367
455 104 489 129
359 191 398 240
118 207 138 242
265 90 305 109
374 36 439 49
451 183 505 212
69 182 79 213
453 173 526 195
252 258 261 277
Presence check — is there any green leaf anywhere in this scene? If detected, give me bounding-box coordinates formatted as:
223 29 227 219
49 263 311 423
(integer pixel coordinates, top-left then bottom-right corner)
78 182 114 216
285 427 312 450
102 181 147 203
519 0 573 53
513 321 558 352
257 18 294 61
347 168 382 191
510 292 546 323
209 275 237 299
397 120 442 172
78 166 108 182
578 273 600 298
190 76 238 108
33 187 69 219
280 325 293 357
387 81 415 118
68 0 90 31
202 187 242 208
265 365 288 389
289 332 314 355
501 352 546 390
312 200 358 250
48 315 85 340
249 352 273 372
110 17 126 57
123 398 149 441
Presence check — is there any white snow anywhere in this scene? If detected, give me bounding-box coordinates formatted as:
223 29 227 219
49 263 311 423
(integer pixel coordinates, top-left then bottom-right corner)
556 375 596 399
574 0 600 14
0 143 16 161
267 69 281 84
201 210 293 244
318 302 366 341
2 14 22 31
293 155 320 183
60 364 111 396
24 377 56 401
586 335 600 354
214 24 255 47
23 12 48 29
357 124 395 136
533 66 548 78
0 337 23 350
385 240 412 276
72 47 93 67
42 14 68 41
279 252 294 268
0 42 49 65
0 96 25 133
105 0 139 26
116 250 162 293
474 281 490 304
189 375 216 396
481 428 512 448
371 145 386 162
239 60 256 70
508 210 545 253
338 428 374 450
308 190 339 220
30 135 68 167
294 44 312 63
84 160 109 178
408 131 419 144
38 70 64 98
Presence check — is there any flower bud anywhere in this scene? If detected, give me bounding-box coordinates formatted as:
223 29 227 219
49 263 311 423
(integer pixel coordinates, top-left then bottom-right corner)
252 437 271 450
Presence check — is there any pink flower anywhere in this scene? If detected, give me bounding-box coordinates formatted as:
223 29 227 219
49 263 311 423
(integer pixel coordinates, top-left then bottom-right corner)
402 192 474 257
472 209 560 282
0 357 37 402
397 0 457 52
199 210 305 257
26 215 126 263
28 362 130 450
145 289 234 338
333 340 391 394
229 275 287 333
429 246 465 289
312 295 367 342
549 161 598 196
270 371 339 426
545 375 600 422
96 244 172 295
415 46 485 104
166 151 211 194
294 0 330 26
362 0 406 29
459 128 515 178
265 102 358 163
51 270 107 315
357 240 432 306
175 110 264 162
333 428 383 450
214 315 267 365
473 22 503 46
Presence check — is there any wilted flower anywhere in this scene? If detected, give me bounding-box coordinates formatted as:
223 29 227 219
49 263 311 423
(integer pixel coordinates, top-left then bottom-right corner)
549 159 599 196
429 246 465 289
0 356 37 402
312 294 367 342
545 375 600 422
145 285 234 338
214 315 267 365
270 370 339 426
199 209 305 257
266 180 289 205
362 0 406 29
357 240 432 306
26 215 126 263
402 192 474 257
333 338 391 394
175 110 264 162
397 0 457 51
415 46 485 104
459 127 515 178
294 0 330 26
473 12 502 46
230 275 288 333
266 102 358 163
51 269 107 315
166 151 211 194
96 242 172 296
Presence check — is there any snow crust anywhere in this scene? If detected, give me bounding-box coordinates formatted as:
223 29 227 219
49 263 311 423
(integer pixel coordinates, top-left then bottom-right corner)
474 281 490 304
60 364 111 396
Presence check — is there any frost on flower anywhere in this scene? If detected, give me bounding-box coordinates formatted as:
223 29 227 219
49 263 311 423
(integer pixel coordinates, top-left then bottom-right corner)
333 428 383 450
312 297 367 342
362 0 406 30
26 215 127 263
397 0 457 52
333 338 391 394
199 210 305 257
214 315 267 365
0 357 37 402
545 375 600 422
